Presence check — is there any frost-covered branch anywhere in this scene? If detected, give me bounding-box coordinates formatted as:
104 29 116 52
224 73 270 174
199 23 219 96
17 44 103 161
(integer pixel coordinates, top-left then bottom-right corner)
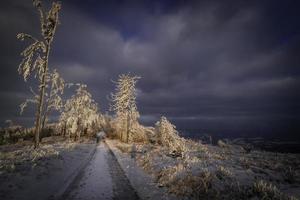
59 84 101 140
17 0 62 148
155 116 186 155
110 74 141 142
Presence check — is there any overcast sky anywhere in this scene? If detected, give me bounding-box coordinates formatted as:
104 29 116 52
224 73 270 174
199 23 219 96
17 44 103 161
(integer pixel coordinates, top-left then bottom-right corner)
0 0 299 140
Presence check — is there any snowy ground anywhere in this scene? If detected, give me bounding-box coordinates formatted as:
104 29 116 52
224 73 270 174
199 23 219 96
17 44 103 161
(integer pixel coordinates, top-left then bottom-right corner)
109 139 300 200
0 137 96 200
2 136 298 200
0 137 141 200
63 142 113 200
106 139 178 200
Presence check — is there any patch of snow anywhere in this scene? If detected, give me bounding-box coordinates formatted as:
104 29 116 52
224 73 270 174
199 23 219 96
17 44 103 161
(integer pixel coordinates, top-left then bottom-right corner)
64 143 113 200
106 139 179 200
0 140 96 200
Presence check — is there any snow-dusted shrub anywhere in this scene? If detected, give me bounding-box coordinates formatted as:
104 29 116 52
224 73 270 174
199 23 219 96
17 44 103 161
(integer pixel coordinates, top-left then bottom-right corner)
40 127 55 139
253 180 297 200
159 167 215 198
157 163 186 186
129 123 149 143
0 124 31 144
106 118 120 139
115 142 132 153
140 152 153 172
216 165 233 180
142 126 157 144
283 166 296 183
217 139 228 148
155 116 186 155
100 114 114 136
22 127 35 140
0 131 8 145
240 157 251 169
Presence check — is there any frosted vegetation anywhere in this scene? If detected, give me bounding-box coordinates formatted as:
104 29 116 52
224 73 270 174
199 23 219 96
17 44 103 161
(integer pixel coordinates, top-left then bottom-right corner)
17 0 62 148
0 0 299 199
59 84 101 140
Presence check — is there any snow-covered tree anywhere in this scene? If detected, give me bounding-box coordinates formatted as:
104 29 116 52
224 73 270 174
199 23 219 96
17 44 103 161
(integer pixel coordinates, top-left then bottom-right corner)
20 69 65 130
17 0 61 148
59 84 101 140
155 116 186 155
110 74 140 143
41 69 65 129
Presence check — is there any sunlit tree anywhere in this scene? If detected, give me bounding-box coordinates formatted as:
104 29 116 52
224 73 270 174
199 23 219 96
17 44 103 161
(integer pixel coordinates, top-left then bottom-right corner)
59 84 100 140
110 74 140 143
20 69 65 130
155 116 186 155
41 69 65 129
17 0 61 148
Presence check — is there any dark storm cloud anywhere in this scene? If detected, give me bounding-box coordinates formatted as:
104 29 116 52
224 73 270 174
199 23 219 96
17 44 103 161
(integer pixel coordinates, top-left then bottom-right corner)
0 0 299 139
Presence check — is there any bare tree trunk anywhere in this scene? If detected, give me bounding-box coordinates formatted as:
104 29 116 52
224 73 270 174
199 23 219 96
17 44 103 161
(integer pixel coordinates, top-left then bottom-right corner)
41 114 47 131
34 43 50 148
60 122 66 137
120 118 124 142
120 130 123 142
120 128 123 142
76 119 81 141
41 108 51 130
85 125 88 136
41 95 51 130
126 111 130 143
41 78 56 130
63 122 66 137
67 129 70 139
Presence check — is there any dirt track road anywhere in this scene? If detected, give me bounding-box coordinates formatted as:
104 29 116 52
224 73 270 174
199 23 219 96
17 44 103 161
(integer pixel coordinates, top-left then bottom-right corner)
62 142 139 200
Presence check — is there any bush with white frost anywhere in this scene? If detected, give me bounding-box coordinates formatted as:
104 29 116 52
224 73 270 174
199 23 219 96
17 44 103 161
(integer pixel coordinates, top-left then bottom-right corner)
253 180 298 200
59 84 101 140
155 116 186 156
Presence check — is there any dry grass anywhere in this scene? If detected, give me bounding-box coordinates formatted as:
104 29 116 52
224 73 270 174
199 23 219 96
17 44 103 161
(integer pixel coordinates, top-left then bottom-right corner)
109 121 300 200
115 143 132 153
283 166 297 183
168 169 215 198
252 180 298 200
132 139 300 200
216 165 233 180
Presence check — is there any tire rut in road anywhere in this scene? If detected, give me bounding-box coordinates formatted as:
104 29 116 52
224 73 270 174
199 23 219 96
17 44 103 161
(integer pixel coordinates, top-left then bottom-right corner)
105 143 140 200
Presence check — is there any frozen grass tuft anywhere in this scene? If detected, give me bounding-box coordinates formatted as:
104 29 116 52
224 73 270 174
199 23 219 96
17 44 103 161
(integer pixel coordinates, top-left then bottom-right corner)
253 180 298 200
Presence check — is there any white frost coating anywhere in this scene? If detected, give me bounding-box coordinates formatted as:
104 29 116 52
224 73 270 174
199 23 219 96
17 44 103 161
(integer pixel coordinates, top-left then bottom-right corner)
20 69 65 129
17 0 61 147
59 84 101 139
155 116 186 155
110 74 142 142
